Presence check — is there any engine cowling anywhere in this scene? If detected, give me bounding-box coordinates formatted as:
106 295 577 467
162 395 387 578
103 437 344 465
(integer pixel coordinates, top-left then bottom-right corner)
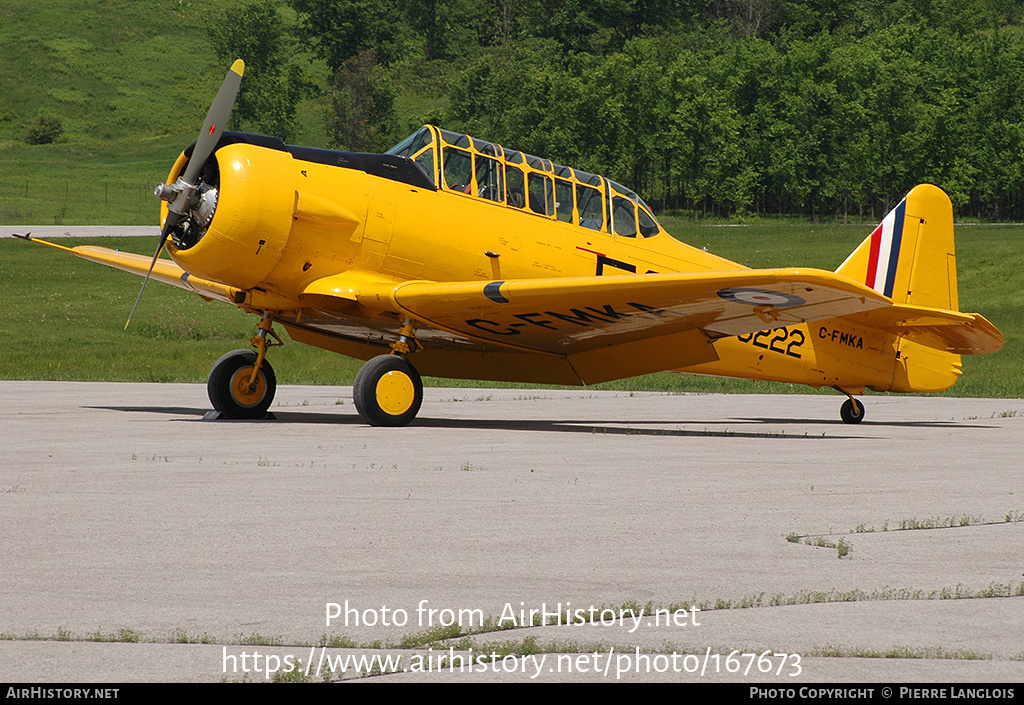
165 142 294 290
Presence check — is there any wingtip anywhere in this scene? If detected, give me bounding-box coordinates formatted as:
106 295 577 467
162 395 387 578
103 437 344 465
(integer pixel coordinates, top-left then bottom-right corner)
231 59 245 77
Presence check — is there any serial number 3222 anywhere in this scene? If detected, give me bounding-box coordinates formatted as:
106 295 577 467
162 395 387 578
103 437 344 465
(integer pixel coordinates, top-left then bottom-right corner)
736 327 805 359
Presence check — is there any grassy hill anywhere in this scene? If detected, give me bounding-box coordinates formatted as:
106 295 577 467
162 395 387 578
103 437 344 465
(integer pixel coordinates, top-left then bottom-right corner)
0 0 458 226
1 0 220 224
0 0 334 224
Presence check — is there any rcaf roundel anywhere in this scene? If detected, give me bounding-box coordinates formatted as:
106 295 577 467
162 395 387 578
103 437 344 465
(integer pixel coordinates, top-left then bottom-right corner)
717 287 806 308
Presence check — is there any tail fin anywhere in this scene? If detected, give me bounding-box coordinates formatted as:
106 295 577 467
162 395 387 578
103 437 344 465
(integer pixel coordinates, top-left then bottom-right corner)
835 184 958 311
835 184 1003 392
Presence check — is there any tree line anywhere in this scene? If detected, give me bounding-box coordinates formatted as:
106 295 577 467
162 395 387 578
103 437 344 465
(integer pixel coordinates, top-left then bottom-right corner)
209 0 1024 220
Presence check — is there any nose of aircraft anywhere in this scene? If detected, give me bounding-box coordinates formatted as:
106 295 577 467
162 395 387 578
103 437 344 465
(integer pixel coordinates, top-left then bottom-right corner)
166 141 295 290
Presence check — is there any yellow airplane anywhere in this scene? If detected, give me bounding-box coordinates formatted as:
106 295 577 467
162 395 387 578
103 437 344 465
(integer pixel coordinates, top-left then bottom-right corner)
15 60 1003 426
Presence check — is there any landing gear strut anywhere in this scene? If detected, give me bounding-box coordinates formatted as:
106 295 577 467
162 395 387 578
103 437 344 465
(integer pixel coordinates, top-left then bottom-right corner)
207 312 281 419
353 319 424 427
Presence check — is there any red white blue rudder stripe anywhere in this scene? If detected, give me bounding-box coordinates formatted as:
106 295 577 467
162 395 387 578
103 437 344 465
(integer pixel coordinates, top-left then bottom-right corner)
864 198 907 298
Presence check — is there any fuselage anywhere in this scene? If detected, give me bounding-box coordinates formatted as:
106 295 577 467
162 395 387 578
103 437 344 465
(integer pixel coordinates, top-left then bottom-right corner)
161 126 953 394
168 127 747 295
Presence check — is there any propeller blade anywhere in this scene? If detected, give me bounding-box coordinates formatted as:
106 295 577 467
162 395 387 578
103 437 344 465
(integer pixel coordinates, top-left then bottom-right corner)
182 59 245 185
125 60 245 330
124 220 174 330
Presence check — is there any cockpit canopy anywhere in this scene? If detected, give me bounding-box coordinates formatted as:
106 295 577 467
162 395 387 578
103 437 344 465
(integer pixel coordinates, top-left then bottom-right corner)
387 126 662 239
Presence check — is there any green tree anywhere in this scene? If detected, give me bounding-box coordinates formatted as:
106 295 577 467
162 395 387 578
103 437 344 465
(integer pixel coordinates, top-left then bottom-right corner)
667 47 755 215
328 51 397 152
25 114 62 145
404 0 494 59
207 0 306 140
288 0 408 70
516 0 702 54
430 0 1024 219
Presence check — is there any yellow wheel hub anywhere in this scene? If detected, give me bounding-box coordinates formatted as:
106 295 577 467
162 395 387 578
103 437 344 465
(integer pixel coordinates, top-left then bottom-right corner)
375 370 415 416
229 367 266 407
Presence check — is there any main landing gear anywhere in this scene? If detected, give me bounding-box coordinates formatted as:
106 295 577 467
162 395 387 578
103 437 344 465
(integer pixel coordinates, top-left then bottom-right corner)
206 314 425 426
352 319 424 427
207 312 282 419
353 354 423 426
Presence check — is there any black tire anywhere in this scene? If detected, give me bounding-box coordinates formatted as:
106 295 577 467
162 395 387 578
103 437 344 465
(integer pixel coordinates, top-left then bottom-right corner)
208 349 276 419
840 398 865 424
353 355 423 427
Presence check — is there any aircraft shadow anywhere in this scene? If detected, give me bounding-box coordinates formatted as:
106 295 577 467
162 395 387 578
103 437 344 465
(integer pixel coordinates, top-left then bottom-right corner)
86 404 896 439
737 417 993 429
403 417 861 439
89 405 995 433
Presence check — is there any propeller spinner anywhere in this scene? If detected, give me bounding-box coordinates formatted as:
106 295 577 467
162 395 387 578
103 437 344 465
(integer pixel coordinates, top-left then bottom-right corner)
125 59 245 329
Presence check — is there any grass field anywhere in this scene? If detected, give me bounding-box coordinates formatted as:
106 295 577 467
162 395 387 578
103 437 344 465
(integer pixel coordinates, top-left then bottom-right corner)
0 1 226 224
0 1 447 226
2 220 1019 398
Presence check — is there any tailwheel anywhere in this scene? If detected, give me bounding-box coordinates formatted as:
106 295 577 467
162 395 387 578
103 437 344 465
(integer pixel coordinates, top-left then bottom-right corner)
840 397 865 424
353 354 423 427
208 349 277 419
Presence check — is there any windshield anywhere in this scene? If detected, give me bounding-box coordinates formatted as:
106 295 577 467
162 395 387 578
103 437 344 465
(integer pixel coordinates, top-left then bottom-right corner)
386 127 434 157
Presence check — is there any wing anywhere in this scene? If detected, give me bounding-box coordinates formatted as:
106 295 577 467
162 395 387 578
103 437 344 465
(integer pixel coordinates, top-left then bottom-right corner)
303 267 897 383
382 268 890 345
12 235 283 308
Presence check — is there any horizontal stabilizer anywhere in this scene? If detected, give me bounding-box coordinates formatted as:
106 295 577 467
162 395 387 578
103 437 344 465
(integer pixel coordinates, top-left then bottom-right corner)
847 304 1003 355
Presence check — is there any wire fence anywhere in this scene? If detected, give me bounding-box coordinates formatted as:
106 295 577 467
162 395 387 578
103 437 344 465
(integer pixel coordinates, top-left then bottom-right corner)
0 177 159 225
